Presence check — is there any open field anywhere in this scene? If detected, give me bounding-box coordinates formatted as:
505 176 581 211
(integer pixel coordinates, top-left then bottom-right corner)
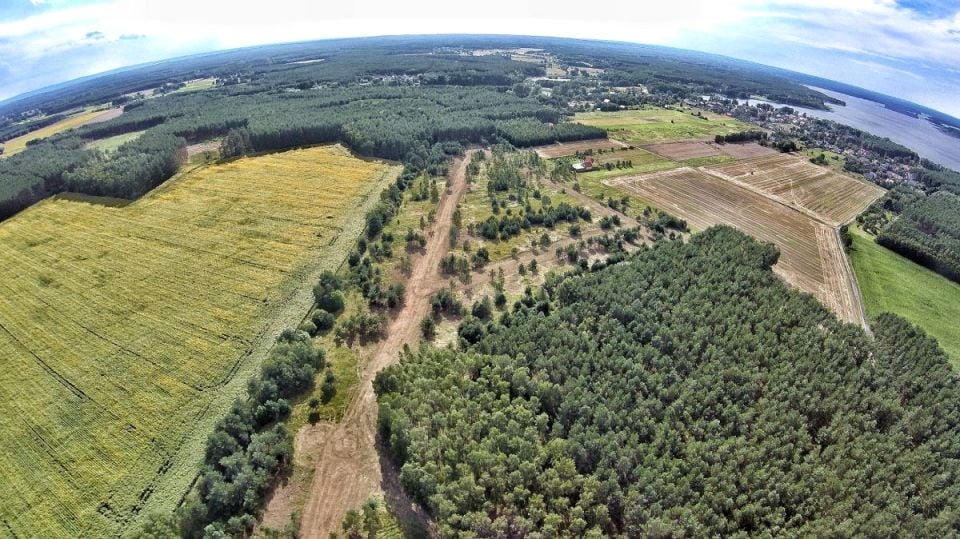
1 107 123 156
574 108 754 145
575 146 680 182
717 142 777 159
849 226 960 365
84 130 145 153
607 168 865 325
0 145 400 536
172 77 217 93
702 153 885 226
643 140 720 160
531 138 626 158
803 148 849 174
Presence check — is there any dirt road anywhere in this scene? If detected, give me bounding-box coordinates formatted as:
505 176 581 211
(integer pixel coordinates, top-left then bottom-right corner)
297 151 475 538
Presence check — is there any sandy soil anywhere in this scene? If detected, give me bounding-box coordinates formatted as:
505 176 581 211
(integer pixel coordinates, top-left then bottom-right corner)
532 138 627 158
294 152 476 538
716 142 777 159
643 141 720 160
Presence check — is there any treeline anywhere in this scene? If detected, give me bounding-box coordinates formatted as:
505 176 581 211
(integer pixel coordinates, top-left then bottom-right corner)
495 118 606 147
376 226 960 536
62 132 187 198
877 190 960 283
915 159 960 195
0 112 68 142
714 130 766 144
171 330 325 537
0 138 91 219
0 82 574 219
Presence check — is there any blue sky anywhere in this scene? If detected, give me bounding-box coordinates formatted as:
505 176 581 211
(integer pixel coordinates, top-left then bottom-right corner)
1 0 958 117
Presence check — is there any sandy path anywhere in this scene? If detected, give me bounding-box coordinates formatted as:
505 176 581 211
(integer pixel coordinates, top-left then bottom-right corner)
297 151 475 538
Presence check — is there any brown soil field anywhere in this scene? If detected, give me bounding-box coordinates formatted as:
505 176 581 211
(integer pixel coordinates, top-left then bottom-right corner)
702 153 885 226
532 138 626 158
186 141 220 157
607 168 866 326
716 142 777 159
643 141 720 160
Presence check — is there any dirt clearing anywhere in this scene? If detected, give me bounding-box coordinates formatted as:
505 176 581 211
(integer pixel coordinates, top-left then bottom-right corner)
716 142 777 159
295 152 477 538
532 138 626 158
643 140 720 160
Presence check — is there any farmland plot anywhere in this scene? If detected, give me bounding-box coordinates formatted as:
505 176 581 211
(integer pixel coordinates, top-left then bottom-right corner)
643 140 720 160
531 138 626 158
1 107 122 157
702 153 884 226
574 108 753 145
607 168 865 325
0 145 399 537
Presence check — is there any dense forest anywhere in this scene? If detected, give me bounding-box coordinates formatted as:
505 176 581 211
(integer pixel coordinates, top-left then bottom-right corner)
876 191 960 284
0 52 597 219
0 36 842 221
375 227 960 537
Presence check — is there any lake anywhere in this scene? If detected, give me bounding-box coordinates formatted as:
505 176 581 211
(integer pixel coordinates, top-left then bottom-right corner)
743 87 960 170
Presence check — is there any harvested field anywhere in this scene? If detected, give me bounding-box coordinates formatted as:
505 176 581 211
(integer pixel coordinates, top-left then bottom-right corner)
643 140 720 160
0 145 399 537
702 153 885 226
607 168 865 325
532 138 626 158
716 142 776 159
1 107 122 157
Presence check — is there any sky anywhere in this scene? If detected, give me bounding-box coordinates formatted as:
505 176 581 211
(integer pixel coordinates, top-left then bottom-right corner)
0 0 958 117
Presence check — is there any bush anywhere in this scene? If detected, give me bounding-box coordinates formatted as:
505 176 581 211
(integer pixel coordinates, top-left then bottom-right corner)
420 316 436 340
311 309 335 332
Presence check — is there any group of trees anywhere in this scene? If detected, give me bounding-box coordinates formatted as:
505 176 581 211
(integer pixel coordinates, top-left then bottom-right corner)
876 190 960 283
62 131 187 198
476 202 592 241
0 53 585 222
495 118 606 147
915 159 960 195
714 130 766 144
376 226 960 536
176 329 325 537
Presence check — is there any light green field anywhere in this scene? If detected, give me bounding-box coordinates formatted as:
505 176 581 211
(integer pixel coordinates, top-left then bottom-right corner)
574 107 754 145
172 77 217 93
803 148 848 175
84 130 145 152
849 226 960 365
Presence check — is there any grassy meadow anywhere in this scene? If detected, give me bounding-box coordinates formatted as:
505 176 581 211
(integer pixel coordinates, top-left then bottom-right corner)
849 226 960 365
574 107 753 145
0 144 399 536
84 130 146 152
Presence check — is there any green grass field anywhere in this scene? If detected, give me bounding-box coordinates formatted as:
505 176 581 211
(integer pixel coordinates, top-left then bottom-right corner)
574 107 754 145
803 148 849 175
84 130 145 152
172 78 217 93
849 226 960 365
